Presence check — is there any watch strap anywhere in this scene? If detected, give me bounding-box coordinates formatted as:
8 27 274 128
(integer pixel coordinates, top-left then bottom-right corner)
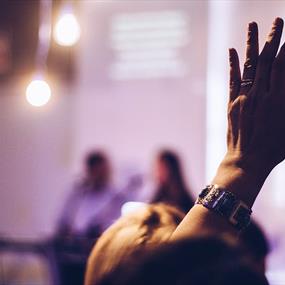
196 185 252 231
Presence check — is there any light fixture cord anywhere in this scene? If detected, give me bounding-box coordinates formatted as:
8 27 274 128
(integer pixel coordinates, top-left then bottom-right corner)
36 0 52 73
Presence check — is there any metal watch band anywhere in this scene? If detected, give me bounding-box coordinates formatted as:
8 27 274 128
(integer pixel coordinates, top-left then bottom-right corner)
195 184 252 231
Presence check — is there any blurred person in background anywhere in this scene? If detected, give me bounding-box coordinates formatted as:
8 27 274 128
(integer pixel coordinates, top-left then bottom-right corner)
57 151 125 238
54 151 126 285
151 150 194 213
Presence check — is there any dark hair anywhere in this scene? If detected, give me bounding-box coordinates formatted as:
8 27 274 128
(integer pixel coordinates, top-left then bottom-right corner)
99 236 269 285
241 221 269 259
85 204 184 285
86 152 107 170
239 220 269 273
153 150 194 213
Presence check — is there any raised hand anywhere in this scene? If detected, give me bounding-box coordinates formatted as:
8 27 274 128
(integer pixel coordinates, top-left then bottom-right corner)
227 18 285 173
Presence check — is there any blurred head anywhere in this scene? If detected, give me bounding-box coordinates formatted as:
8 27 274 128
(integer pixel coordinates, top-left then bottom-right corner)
153 150 194 213
155 150 184 185
99 236 269 285
85 203 184 285
85 151 110 188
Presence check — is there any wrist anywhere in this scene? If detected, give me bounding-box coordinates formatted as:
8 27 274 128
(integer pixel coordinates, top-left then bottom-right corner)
211 153 271 207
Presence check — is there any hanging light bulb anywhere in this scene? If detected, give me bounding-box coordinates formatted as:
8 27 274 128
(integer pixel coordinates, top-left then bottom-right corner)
26 78 51 107
25 0 52 108
54 12 80 46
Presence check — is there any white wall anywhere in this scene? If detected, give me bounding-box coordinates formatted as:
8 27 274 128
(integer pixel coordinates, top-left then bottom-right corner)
0 85 73 239
72 1 208 193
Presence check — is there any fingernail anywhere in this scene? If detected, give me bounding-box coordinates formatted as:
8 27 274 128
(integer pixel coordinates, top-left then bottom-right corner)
268 18 283 41
248 22 257 39
274 17 283 26
248 23 253 38
248 22 257 29
229 48 235 63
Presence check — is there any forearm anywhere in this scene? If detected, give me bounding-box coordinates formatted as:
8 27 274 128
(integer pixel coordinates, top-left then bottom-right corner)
171 155 270 240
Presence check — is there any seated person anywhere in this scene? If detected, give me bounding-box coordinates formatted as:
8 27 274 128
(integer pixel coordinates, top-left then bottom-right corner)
54 151 128 285
57 151 125 238
86 17 285 285
151 150 195 213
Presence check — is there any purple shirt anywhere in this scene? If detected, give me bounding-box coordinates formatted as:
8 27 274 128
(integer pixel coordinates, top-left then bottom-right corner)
57 182 125 236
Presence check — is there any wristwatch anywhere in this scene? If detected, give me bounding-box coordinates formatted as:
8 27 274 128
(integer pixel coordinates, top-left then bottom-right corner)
196 184 252 231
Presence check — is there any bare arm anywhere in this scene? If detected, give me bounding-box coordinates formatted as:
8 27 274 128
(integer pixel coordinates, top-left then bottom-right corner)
172 17 285 240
